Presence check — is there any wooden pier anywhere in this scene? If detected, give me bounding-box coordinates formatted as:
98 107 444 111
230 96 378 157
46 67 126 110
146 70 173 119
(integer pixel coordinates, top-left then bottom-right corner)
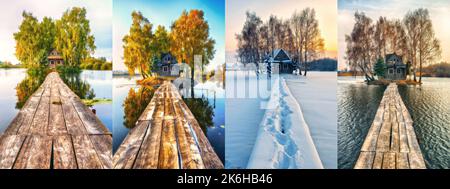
113 81 223 169
355 83 426 169
0 72 112 169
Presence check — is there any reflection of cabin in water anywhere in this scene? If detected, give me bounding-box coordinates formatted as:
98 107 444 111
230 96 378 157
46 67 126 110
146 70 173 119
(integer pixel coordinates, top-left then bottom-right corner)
265 49 295 74
47 49 64 68
385 53 407 80
156 53 180 77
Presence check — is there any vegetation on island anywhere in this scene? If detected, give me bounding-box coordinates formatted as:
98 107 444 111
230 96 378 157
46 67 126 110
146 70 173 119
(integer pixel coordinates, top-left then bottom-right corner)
13 8 111 107
345 8 441 83
236 8 325 76
123 10 215 98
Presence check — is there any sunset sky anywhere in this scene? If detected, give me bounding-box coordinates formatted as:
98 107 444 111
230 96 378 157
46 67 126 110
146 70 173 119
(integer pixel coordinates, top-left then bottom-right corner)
113 0 225 71
0 0 112 64
338 0 450 70
226 0 338 59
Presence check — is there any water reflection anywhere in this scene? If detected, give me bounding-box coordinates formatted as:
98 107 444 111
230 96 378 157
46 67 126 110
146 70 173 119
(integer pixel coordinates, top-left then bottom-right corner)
59 72 96 100
15 73 46 109
123 86 156 128
184 97 214 134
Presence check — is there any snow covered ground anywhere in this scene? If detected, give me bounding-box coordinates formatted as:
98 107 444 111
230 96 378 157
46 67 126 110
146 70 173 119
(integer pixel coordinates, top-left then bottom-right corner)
225 68 337 169
246 77 323 169
225 70 274 168
284 72 337 169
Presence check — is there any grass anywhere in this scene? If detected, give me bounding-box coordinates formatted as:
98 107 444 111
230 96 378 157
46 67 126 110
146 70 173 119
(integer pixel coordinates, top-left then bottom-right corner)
82 98 112 106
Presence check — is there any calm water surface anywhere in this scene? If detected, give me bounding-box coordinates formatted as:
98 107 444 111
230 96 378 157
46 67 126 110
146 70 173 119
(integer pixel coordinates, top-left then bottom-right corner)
338 76 450 169
0 68 112 133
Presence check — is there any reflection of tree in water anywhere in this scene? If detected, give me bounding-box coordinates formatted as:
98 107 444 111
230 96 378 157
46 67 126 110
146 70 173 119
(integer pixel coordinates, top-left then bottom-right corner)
123 86 156 129
60 72 95 99
183 97 214 135
15 73 46 109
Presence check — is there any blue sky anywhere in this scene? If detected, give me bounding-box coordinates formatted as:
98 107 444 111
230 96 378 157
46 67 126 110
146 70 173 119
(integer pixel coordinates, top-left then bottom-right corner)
0 0 112 64
338 0 450 70
113 0 225 71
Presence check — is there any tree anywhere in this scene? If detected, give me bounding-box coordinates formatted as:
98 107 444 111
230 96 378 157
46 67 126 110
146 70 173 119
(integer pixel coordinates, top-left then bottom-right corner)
299 8 324 76
171 10 216 98
55 7 95 69
14 12 55 69
411 9 441 83
374 58 386 78
122 11 153 77
236 11 262 65
152 25 171 58
345 12 376 81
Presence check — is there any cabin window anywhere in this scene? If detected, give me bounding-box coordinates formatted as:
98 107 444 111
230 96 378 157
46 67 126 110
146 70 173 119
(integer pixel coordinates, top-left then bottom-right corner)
389 68 394 74
283 64 288 69
163 66 168 72
397 69 401 74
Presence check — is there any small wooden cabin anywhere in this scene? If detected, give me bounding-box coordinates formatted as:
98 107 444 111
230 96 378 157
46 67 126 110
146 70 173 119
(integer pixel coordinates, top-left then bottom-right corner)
156 53 180 77
47 49 64 68
265 49 295 74
385 53 407 80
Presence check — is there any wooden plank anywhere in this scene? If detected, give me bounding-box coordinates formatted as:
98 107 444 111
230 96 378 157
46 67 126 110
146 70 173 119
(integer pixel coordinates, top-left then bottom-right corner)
157 96 179 169
0 135 26 169
90 135 113 169
15 96 42 134
179 99 224 169
72 98 109 135
173 98 204 169
382 152 396 169
60 95 87 135
113 121 150 169
390 122 400 152
355 83 426 169
409 151 426 169
29 96 50 135
48 85 67 136
375 122 391 152
372 152 383 169
72 135 103 169
396 152 410 169
133 102 164 169
13 135 52 169
53 135 77 169
354 152 375 169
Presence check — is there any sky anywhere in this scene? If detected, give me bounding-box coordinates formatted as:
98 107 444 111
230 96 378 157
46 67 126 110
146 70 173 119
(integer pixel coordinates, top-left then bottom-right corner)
338 0 450 70
226 0 338 59
0 0 112 64
113 0 225 71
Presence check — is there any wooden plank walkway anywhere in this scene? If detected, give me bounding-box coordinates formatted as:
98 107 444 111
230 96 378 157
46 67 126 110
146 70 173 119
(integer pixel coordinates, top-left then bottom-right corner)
355 83 426 169
0 72 112 169
113 81 223 169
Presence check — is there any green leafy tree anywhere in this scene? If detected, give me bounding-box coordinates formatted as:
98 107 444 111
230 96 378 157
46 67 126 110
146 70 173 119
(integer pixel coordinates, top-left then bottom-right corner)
55 7 96 68
123 11 153 78
374 58 386 79
14 12 55 69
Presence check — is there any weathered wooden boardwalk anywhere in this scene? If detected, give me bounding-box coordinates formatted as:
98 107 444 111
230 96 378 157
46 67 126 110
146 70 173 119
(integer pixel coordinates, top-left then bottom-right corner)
113 81 223 169
0 72 112 169
355 83 426 169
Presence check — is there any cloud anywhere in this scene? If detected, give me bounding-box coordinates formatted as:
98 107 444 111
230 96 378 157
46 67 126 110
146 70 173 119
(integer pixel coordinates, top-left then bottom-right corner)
0 0 112 64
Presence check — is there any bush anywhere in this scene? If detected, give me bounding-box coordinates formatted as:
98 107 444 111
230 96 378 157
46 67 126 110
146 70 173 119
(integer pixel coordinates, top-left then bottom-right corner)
101 62 112 70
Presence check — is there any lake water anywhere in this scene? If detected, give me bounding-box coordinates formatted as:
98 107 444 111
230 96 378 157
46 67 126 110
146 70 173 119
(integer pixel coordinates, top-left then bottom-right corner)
0 68 112 133
112 75 225 163
338 76 450 169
